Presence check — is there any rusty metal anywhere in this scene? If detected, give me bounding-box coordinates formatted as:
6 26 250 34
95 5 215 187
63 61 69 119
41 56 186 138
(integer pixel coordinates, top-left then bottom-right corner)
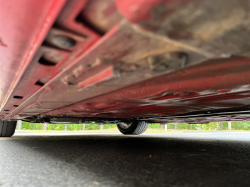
2 0 250 124
147 52 188 72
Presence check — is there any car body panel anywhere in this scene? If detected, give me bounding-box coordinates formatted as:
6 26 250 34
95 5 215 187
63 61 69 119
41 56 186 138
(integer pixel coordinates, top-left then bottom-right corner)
1 0 250 124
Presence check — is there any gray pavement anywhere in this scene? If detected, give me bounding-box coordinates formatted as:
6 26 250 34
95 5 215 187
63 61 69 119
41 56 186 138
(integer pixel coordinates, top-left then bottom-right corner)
1 132 250 187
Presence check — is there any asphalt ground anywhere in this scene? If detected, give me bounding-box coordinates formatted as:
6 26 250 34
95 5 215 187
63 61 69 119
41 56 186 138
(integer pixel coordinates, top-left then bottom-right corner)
1 131 250 187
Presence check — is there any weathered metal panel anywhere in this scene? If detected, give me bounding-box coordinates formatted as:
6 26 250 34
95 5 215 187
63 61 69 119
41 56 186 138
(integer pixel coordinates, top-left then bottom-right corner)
2 0 250 123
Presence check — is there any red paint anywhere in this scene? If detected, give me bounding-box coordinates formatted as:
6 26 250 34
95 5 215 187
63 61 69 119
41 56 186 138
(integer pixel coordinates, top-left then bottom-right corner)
200 95 250 103
2 0 250 124
152 92 199 100
216 89 231 93
0 0 66 113
115 0 196 30
115 0 162 22
103 3 117 17
0 37 7 47
40 57 250 120
77 66 113 89
101 106 124 111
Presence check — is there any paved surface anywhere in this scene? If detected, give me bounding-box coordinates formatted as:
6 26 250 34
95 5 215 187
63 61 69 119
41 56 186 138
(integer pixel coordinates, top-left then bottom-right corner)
1 132 250 187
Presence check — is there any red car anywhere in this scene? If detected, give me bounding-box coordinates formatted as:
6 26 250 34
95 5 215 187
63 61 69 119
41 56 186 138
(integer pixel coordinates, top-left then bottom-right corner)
1 0 250 137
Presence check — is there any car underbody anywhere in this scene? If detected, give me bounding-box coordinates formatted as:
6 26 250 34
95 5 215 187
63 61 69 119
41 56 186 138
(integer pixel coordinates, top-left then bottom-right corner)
1 0 250 133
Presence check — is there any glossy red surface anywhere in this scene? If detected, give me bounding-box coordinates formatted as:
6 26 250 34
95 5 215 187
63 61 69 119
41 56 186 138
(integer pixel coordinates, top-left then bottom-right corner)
0 0 66 114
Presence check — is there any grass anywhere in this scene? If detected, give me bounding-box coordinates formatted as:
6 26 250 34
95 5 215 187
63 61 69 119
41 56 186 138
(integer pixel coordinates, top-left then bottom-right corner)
17 128 248 134
17 128 184 133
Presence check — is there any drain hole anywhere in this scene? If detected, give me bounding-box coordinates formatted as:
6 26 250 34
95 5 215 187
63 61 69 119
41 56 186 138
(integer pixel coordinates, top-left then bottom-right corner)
13 96 23 99
39 56 56 66
4 110 9 111
35 81 44 86
13 105 19 107
35 79 48 86
75 15 105 36
39 56 58 66
38 51 64 66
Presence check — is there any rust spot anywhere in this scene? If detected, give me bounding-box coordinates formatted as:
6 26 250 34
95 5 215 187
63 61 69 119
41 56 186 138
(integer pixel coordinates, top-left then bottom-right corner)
102 58 138 73
147 52 187 72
